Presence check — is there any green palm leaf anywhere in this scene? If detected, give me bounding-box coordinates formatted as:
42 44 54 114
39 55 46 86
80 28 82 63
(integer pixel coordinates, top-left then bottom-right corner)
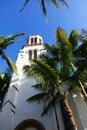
41 92 59 116
44 44 60 61
23 59 59 87
0 50 17 73
20 0 30 12
0 69 11 105
0 33 25 49
20 0 68 17
69 30 80 50
56 28 72 78
27 92 48 103
32 84 43 90
59 0 69 8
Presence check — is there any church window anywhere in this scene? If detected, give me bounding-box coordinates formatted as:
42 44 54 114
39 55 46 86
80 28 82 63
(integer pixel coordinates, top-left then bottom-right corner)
34 37 37 43
34 50 37 59
31 38 33 44
29 50 32 60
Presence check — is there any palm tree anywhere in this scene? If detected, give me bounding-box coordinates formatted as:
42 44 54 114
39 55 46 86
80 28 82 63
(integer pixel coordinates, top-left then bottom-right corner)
20 0 68 18
0 33 25 73
23 28 81 130
23 59 77 130
44 28 87 129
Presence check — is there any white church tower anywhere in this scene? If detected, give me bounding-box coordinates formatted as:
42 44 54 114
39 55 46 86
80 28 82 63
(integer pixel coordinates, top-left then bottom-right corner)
0 35 65 130
0 35 87 130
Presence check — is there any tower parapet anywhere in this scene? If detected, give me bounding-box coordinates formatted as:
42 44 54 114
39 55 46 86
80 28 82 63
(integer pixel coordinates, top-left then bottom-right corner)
27 35 43 45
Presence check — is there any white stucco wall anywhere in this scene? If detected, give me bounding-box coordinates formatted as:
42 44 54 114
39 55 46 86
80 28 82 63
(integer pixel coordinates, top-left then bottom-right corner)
0 71 64 130
68 92 87 130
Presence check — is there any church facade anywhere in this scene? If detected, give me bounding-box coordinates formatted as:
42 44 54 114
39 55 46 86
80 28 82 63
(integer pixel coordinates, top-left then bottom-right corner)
0 35 87 130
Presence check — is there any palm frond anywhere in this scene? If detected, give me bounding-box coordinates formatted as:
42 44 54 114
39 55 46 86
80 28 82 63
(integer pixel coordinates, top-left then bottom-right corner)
33 59 58 80
39 53 58 69
32 83 43 90
44 44 60 60
27 92 48 103
41 0 47 16
20 0 30 12
20 0 68 18
69 30 80 50
59 0 69 8
0 33 25 49
23 59 58 82
73 40 87 58
56 28 72 78
32 83 48 91
0 50 17 73
23 65 31 77
51 0 59 9
56 27 72 50
0 70 11 105
41 92 59 116
71 66 87 84
81 29 87 41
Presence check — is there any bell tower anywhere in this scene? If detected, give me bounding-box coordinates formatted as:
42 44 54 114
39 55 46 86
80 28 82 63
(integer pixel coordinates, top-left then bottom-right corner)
27 35 43 60
16 35 45 75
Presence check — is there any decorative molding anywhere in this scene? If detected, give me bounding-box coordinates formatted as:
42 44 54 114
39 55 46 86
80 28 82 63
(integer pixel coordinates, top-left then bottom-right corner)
11 109 16 114
2 100 16 109
12 85 19 92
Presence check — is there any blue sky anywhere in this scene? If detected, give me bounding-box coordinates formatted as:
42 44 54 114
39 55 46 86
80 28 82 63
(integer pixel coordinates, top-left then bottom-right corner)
0 0 87 73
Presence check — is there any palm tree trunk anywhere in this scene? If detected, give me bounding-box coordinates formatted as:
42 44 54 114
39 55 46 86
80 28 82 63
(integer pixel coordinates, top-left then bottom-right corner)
54 103 60 130
60 94 78 130
78 80 87 102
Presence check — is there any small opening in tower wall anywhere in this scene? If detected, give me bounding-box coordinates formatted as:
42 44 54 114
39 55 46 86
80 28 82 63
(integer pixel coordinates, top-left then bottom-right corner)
34 50 37 59
31 38 33 44
34 37 37 43
29 50 32 60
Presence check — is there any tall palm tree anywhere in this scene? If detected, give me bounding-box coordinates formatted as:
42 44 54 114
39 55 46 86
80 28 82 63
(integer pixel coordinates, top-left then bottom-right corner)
23 28 81 130
20 0 68 18
23 59 77 130
0 33 25 73
44 28 87 129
